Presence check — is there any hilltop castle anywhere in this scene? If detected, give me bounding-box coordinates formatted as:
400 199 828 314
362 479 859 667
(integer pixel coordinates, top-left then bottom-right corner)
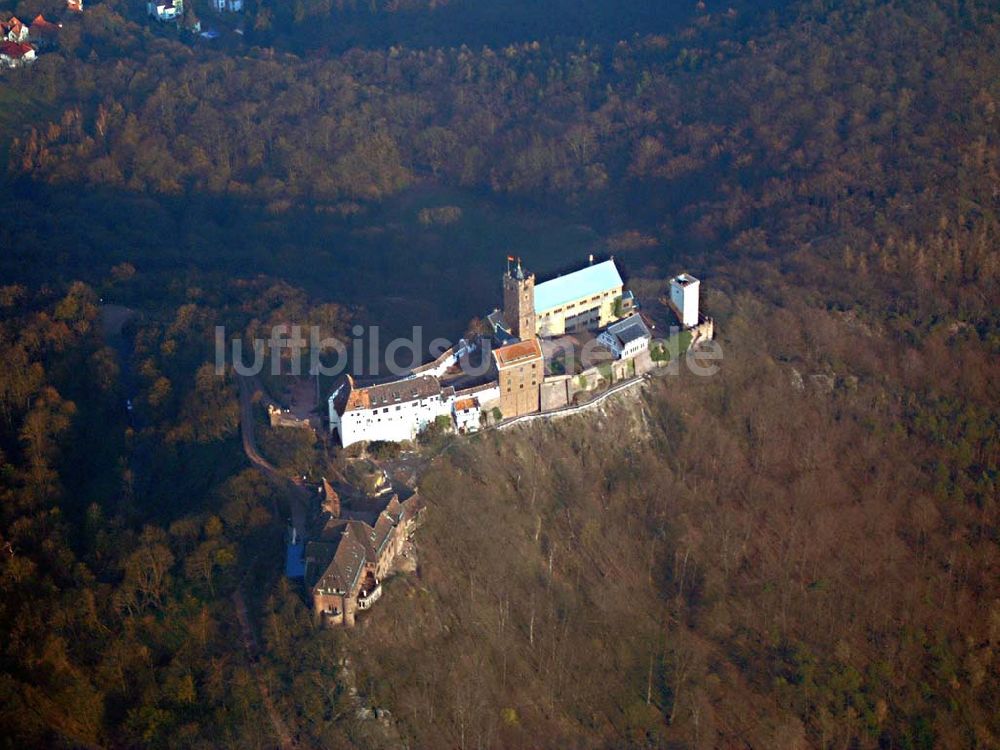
329 256 706 446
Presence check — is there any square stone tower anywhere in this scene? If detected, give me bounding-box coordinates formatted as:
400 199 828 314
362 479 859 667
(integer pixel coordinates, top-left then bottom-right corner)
503 259 536 341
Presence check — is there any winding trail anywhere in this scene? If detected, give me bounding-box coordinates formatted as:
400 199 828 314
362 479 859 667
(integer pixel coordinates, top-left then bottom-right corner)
232 589 297 750
237 374 310 540
233 374 311 749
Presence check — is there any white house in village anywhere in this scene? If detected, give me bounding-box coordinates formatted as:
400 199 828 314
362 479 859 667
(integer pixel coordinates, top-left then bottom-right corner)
598 313 652 360
452 397 481 433
148 0 182 22
1 17 30 43
669 273 700 329
329 375 456 447
212 0 242 11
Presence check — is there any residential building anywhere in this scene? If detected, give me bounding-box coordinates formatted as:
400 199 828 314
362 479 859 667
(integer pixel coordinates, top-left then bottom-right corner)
598 313 652 360
407 338 475 379
66 0 83 12
148 0 182 22
455 381 500 409
329 374 456 447
1 17 29 43
0 41 35 67
669 273 700 328
493 338 543 419
452 397 481 433
28 15 61 47
619 290 637 315
212 0 242 11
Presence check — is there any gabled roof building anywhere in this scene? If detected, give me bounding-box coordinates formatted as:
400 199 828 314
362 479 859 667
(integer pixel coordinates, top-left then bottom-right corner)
598 313 652 360
28 15 60 46
329 374 456 447
1 17 29 43
306 494 421 627
147 0 182 22
0 40 35 66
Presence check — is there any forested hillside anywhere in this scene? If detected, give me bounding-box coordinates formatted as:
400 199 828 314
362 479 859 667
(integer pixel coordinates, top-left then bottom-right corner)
344 291 998 748
0 0 997 746
3 0 997 324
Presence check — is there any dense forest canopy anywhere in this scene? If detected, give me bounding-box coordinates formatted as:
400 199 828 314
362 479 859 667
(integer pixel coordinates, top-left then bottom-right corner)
0 0 997 747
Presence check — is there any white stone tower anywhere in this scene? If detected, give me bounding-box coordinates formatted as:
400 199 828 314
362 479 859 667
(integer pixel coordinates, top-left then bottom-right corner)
670 273 700 328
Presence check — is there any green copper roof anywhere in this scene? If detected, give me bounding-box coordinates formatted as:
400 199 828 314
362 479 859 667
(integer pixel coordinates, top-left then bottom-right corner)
534 259 623 314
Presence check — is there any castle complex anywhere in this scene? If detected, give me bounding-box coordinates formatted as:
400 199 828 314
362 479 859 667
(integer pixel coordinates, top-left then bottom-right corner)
314 256 710 626
328 256 707 448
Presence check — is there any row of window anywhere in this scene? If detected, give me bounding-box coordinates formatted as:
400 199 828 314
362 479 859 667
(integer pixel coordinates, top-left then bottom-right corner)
542 290 615 317
505 380 538 392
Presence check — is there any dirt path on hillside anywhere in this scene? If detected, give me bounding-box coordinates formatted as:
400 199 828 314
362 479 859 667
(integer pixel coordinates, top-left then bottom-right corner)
232 588 297 749
237 374 311 540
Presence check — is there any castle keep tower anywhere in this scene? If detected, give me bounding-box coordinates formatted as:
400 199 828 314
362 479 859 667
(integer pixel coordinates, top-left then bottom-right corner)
503 258 536 341
669 273 700 328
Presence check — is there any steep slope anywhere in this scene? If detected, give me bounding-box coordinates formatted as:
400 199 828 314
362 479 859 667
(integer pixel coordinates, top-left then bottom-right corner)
345 293 998 748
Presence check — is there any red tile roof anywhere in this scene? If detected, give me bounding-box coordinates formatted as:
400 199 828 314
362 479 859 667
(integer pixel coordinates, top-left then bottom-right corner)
453 397 477 412
30 15 61 36
345 375 443 413
0 41 33 57
492 338 543 368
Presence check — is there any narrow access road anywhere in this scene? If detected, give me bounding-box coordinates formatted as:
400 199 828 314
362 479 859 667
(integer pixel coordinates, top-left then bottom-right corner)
237 374 310 540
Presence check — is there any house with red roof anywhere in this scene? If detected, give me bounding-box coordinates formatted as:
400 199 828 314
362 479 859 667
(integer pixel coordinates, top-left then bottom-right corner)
28 15 61 48
1 17 29 43
0 41 36 67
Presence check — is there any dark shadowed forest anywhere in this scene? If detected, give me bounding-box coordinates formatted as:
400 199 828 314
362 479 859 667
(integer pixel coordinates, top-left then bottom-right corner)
0 0 997 747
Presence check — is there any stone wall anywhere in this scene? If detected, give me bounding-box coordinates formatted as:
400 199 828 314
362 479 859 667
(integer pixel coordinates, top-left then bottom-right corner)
691 316 714 344
567 365 604 402
268 404 314 430
633 349 655 376
540 376 570 410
